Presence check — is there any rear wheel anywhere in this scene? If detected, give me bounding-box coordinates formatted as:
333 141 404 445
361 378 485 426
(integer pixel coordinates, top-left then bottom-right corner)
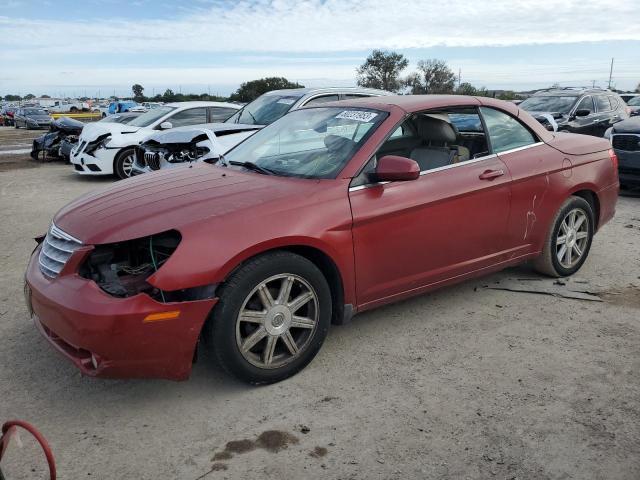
205 251 332 384
533 196 594 277
113 148 136 179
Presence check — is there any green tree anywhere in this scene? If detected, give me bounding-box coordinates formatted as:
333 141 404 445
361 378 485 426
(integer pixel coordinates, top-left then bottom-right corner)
455 82 478 96
356 50 408 93
229 77 304 102
132 84 145 101
24 93 36 100
3 94 21 101
162 88 176 102
406 59 456 94
41 94 51 98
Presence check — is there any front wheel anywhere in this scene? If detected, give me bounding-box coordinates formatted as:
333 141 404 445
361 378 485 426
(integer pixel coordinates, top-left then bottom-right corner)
205 251 332 384
533 196 594 277
113 148 136 179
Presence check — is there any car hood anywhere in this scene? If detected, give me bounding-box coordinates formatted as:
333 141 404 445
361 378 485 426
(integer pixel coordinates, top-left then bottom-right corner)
611 117 640 134
54 163 320 244
80 121 141 141
27 115 51 121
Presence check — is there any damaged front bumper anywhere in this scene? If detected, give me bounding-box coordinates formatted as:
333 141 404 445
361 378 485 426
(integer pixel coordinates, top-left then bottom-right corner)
25 244 216 380
70 143 116 175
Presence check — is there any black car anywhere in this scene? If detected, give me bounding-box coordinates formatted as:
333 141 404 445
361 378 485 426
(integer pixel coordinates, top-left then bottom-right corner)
519 87 629 137
626 96 640 117
14 107 52 129
605 117 640 188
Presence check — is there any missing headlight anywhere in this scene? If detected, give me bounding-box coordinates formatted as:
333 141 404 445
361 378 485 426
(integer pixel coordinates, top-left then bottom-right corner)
80 230 181 301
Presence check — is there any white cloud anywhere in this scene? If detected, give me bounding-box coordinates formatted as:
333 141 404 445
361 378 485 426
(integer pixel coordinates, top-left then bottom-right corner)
1 0 639 56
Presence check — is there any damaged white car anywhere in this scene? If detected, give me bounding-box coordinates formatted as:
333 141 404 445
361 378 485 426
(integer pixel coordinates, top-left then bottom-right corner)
132 124 260 175
70 101 241 179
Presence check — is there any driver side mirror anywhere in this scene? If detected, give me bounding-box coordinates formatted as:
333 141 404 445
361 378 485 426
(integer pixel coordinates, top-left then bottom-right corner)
574 109 590 117
159 121 173 130
372 155 420 182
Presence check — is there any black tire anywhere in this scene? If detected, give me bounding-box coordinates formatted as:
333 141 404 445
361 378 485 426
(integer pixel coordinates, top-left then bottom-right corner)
70 107 78 113
113 148 136 179
205 251 332 384
533 196 594 277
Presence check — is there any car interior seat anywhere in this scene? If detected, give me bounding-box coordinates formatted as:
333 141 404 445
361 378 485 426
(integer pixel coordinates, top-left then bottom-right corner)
410 116 470 170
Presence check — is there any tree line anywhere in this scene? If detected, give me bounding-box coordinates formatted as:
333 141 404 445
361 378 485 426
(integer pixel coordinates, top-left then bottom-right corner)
4 51 640 103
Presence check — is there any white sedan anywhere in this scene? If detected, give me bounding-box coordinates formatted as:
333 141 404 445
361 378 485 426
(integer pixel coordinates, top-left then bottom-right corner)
70 101 240 179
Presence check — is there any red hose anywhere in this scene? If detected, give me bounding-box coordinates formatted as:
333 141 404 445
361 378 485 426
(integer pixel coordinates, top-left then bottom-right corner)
0 420 56 480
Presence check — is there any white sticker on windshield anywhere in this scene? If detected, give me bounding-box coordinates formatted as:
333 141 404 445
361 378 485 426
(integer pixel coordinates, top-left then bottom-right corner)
277 98 296 105
335 110 378 122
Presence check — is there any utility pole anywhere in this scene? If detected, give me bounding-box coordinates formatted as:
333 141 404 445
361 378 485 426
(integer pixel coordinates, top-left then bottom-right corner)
608 58 614 89
458 68 461 89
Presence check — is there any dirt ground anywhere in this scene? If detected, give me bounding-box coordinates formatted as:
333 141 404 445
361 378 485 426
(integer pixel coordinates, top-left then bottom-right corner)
0 125 639 479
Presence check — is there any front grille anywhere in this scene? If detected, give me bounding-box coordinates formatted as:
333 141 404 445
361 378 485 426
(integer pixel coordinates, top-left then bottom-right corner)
612 134 640 152
38 224 83 278
144 151 161 170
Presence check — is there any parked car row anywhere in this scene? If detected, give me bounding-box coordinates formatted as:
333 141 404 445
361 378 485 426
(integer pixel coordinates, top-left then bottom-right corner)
71 87 391 178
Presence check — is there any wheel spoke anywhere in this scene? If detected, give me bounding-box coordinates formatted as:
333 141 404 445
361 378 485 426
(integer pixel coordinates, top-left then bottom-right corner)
557 244 567 262
241 327 267 353
564 243 572 265
257 284 275 309
573 243 583 257
576 231 588 240
568 211 576 228
282 331 299 355
556 234 567 244
239 309 267 324
276 276 294 305
288 291 314 313
574 214 586 230
291 315 315 329
263 336 277 365
560 221 569 234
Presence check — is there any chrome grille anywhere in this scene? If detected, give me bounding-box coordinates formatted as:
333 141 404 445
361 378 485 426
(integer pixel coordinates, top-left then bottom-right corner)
38 224 83 278
612 134 640 152
144 151 161 170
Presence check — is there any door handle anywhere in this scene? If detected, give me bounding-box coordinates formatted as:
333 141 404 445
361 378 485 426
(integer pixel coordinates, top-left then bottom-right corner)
479 169 504 180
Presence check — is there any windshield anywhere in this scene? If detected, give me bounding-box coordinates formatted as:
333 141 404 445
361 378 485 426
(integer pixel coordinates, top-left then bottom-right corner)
25 109 47 115
223 107 387 179
628 96 640 106
519 96 577 114
126 106 175 127
226 93 304 125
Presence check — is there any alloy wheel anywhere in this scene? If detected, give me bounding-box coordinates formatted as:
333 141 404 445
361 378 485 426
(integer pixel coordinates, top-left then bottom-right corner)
121 153 135 177
235 273 319 369
556 208 589 269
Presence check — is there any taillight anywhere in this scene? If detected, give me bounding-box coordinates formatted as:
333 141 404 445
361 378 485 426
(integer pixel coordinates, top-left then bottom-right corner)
609 148 618 170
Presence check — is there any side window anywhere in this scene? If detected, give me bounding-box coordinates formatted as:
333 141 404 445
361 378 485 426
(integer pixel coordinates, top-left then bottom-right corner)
209 107 237 122
594 96 611 112
575 96 594 113
303 95 339 106
480 107 537 154
168 108 207 127
607 96 619 110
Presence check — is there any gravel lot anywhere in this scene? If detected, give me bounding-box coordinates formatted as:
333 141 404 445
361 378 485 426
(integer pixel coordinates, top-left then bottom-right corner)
0 126 639 479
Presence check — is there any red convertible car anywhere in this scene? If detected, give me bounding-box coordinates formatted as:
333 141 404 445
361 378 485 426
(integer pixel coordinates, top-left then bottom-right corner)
25 95 618 384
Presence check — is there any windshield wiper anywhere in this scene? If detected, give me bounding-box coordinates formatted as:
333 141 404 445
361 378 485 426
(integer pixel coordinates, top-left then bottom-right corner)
229 160 276 175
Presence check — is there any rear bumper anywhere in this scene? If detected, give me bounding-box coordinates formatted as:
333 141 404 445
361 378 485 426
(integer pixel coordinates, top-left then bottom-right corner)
25 245 216 381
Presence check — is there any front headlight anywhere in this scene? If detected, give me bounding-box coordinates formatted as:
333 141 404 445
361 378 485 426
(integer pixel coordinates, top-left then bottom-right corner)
84 134 112 155
79 230 181 301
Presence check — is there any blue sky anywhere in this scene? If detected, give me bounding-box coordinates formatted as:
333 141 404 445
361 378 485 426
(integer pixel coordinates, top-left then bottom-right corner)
0 0 638 97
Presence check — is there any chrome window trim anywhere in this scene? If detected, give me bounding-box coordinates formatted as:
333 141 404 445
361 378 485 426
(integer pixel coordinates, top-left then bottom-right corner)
348 142 544 191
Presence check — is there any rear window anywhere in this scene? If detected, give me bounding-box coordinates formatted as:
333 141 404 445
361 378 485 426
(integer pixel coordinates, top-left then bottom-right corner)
594 96 611 112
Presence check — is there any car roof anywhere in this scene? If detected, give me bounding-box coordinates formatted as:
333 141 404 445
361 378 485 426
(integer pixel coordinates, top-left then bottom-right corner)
531 88 619 97
165 101 242 109
262 87 393 98
308 94 491 113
